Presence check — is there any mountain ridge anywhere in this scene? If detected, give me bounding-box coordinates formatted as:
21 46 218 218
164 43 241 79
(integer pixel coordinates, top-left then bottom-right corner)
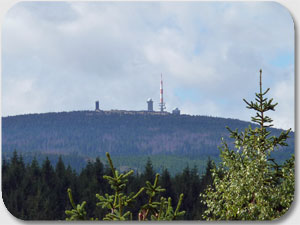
2 110 294 174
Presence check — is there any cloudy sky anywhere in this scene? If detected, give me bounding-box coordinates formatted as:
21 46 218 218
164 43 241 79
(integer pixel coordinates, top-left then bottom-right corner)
1 1 294 130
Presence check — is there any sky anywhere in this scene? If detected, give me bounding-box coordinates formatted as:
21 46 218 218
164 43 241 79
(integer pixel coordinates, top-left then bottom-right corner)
1 1 294 130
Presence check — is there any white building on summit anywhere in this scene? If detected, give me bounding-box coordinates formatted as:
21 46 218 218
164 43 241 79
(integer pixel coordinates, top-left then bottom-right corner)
172 107 180 115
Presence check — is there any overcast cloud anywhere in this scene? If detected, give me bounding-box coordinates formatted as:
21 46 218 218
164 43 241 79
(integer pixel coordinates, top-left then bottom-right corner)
1 1 294 130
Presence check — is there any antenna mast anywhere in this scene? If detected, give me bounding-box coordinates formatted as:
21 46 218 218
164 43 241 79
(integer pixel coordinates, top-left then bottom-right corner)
159 73 166 112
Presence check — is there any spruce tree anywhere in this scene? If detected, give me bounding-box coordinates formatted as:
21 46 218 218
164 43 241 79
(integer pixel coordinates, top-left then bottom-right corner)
54 156 70 219
23 157 41 219
200 158 214 190
55 156 66 180
160 168 175 201
142 157 155 184
189 166 201 219
201 70 294 220
40 157 57 219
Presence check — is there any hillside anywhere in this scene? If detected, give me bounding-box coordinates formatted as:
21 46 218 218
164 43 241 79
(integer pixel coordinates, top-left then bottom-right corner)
2 111 294 174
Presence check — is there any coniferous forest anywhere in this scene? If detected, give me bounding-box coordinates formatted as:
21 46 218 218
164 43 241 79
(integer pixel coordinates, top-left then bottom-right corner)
2 150 213 220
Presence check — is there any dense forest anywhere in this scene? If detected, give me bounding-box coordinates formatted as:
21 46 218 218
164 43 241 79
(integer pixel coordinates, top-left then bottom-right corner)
2 151 213 220
2 111 294 174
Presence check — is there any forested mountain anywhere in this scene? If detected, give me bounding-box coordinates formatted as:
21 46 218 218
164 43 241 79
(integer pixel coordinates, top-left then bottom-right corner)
2 110 294 174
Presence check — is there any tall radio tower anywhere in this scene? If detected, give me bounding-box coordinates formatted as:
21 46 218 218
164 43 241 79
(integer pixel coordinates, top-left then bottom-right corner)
159 73 166 112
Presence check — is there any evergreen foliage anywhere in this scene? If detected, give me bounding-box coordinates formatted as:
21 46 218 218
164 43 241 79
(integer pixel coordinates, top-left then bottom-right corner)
201 70 294 220
2 150 212 220
65 152 185 221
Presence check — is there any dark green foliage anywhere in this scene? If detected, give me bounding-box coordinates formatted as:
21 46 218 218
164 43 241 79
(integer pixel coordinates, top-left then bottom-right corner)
2 151 26 218
141 157 156 184
2 151 77 220
160 168 175 200
2 151 213 220
172 165 203 220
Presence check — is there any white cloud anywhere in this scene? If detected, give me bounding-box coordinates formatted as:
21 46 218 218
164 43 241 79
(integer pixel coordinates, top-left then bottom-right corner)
268 70 294 130
1 1 294 129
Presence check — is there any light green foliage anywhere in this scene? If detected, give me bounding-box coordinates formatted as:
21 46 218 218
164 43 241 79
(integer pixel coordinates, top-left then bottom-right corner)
201 70 294 220
146 194 185 221
95 153 142 220
65 188 88 220
65 152 185 220
138 173 185 221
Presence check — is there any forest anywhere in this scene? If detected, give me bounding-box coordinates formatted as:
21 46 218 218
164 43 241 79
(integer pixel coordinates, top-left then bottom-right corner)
2 150 213 220
2 110 294 174
2 71 295 220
